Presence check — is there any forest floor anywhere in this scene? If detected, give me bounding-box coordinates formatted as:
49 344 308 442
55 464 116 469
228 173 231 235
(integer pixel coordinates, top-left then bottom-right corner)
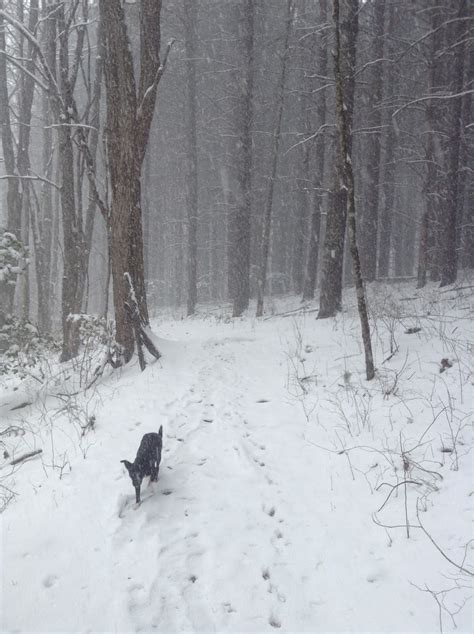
1 279 473 633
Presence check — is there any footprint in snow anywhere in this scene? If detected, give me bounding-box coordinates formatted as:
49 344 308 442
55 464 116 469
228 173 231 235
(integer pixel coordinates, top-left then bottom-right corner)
264 505 276 517
223 602 236 614
269 615 282 628
42 574 58 588
268 584 286 603
262 568 271 581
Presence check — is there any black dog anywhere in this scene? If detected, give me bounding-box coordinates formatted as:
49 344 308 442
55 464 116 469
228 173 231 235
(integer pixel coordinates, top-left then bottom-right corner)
121 426 163 504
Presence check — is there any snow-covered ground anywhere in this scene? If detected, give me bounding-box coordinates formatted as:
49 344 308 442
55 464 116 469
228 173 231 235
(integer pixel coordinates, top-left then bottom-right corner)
1 280 473 633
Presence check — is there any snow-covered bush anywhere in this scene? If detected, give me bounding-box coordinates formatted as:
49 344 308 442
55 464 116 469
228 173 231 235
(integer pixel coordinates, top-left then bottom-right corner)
0 316 59 377
0 229 28 310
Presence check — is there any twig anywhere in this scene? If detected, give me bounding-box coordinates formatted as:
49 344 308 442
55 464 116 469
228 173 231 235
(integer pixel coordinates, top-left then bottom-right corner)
416 499 474 577
376 479 423 513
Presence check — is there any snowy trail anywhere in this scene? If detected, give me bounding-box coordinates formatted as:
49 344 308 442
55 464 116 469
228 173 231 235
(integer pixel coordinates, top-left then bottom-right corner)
103 328 402 633
2 300 473 633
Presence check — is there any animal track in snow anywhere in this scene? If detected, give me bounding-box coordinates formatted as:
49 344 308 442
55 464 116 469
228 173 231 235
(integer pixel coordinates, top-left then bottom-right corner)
268 583 286 603
262 568 271 581
42 574 58 588
269 615 282 628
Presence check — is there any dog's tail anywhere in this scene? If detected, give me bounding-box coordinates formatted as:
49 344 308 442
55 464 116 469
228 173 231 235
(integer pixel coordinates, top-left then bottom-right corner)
158 425 163 439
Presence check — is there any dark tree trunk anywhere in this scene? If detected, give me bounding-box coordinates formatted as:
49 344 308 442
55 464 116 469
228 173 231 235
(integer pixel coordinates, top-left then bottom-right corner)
417 7 446 287
439 0 467 287
360 0 385 282
232 0 254 317
0 1 22 312
185 0 199 316
100 0 164 363
460 49 474 269
318 0 358 319
377 2 397 280
302 0 328 301
55 4 86 361
256 0 293 317
333 0 374 380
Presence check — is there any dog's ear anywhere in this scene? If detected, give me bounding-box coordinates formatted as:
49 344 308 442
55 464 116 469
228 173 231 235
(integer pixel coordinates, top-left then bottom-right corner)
121 460 133 473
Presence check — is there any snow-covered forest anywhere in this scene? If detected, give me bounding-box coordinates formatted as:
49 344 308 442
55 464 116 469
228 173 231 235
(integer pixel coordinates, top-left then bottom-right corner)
1 1 473 632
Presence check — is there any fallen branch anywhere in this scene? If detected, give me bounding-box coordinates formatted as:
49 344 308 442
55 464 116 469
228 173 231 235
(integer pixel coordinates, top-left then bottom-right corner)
8 449 43 467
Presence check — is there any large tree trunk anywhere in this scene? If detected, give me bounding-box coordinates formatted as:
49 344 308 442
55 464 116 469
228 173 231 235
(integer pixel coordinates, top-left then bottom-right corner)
55 3 86 361
439 0 467 287
333 0 374 380
318 0 358 319
100 0 163 363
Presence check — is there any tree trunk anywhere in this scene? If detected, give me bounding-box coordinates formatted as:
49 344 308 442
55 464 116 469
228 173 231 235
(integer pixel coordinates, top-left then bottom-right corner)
377 2 397 280
100 0 163 363
185 0 199 316
333 0 374 380
256 0 293 317
302 0 328 301
318 0 358 319
360 0 385 282
439 0 467 287
232 0 254 317
0 1 22 312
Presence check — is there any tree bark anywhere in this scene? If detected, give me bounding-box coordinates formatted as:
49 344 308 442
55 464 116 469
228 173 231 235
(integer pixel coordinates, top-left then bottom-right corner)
318 0 358 319
184 0 199 316
302 0 328 301
256 0 293 317
0 1 22 312
232 0 254 317
360 0 385 282
333 0 374 380
439 0 467 287
100 0 164 362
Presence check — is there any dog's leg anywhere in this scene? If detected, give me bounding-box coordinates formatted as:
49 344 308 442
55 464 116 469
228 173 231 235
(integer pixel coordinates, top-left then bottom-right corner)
135 485 141 504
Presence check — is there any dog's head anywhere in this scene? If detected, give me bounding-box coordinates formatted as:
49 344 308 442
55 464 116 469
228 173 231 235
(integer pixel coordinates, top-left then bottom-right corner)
121 460 143 489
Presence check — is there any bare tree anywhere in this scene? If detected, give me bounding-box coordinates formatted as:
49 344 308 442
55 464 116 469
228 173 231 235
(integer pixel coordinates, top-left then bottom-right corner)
256 0 293 317
360 0 385 282
333 0 374 380
440 0 468 287
230 0 254 317
99 0 169 363
0 0 23 311
318 0 358 318
302 0 329 301
184 0 199 316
